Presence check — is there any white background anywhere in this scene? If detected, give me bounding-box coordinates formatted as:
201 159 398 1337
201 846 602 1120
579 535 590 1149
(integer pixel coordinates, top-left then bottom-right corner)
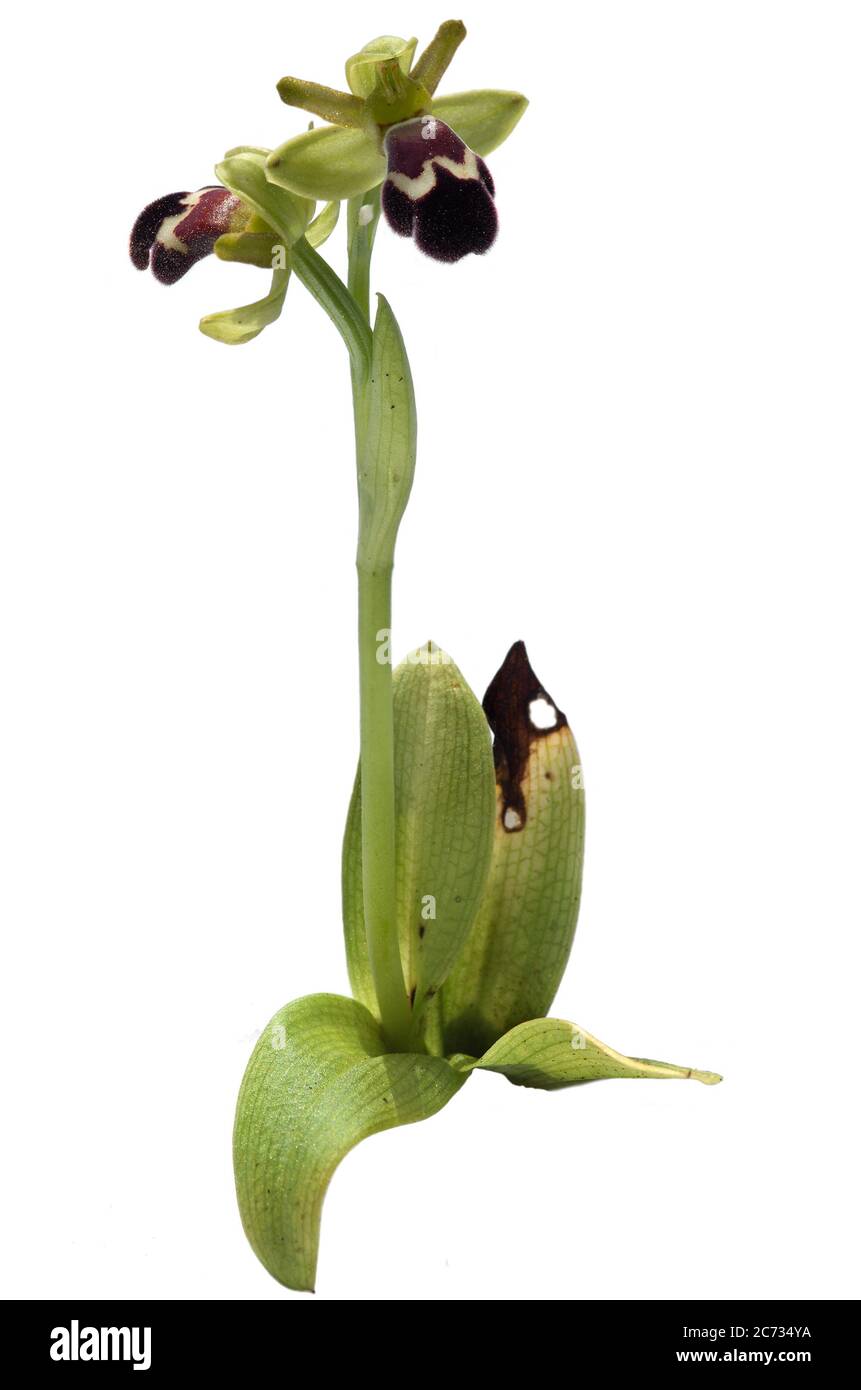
2 1 859 1301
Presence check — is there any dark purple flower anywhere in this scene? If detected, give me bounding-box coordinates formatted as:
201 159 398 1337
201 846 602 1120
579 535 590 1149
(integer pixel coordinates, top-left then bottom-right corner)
130 187 252 285
381 116 497 263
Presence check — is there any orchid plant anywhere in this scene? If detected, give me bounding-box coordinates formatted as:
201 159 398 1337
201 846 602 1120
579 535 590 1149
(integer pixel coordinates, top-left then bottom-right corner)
131 21 720 1293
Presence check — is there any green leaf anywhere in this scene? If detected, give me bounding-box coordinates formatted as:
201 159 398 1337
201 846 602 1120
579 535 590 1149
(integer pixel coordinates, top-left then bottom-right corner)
199 269 289 346
440 643 586 1057
430 89 529 156
355 293 417 568
343 645 496 1031
452 1017 722 1090
267 126 386 202
215 154 314 246
233 993 465 1290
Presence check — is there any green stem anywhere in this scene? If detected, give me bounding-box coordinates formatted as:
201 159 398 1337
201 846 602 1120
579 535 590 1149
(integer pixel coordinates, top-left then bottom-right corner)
356 563 412 1049
348 189 414 1052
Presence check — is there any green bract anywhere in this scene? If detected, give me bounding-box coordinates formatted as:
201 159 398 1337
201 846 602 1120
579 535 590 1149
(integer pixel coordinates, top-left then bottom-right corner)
131 18 720 1296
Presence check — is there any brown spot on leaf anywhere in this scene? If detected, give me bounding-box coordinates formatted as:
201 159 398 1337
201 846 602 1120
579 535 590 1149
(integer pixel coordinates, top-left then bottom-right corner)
483 641 568 832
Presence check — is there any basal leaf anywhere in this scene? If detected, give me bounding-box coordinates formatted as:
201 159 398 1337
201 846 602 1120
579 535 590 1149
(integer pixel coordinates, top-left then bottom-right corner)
452 1017 722 1090
440 642 586 1057
343 646 496 1032
234 993 465 1291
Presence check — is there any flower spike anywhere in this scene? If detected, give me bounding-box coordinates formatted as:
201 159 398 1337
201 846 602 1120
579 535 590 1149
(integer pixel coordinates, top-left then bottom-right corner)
129 22 719 1298
382 117 497 261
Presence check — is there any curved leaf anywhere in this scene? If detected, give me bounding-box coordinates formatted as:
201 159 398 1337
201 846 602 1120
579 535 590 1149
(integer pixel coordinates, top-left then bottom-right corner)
440 643 585 1057
453 1017 722 1090
343 645 496 1031
356 294 417 570
234 993 465 1291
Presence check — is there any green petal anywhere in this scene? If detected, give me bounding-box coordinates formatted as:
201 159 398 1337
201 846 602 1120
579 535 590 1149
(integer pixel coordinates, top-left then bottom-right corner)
430 89 529 155
453 1017 722 1090
234 993 465 1290
306 199 340 248
267 126 385 202
215 154 314 245
343 644 496 1029
346 34 417 99
199 268 289 346
410 21 466 97
440 643 585 1057
214 231 281 268
223 144 271 160
213 202 336 269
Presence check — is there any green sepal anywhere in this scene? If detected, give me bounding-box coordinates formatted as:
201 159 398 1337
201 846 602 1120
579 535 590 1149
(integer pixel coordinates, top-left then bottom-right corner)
267 125 385 202
440 643 585 1057
430 89 529 156
343 645 496 1029
233 993 465 1291
199 269 289 345
452 1017 722 1090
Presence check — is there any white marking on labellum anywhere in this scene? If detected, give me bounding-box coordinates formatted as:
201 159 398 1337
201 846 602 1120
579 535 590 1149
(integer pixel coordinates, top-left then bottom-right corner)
388 149 481 201
503 807 523 831
154 190 208 255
